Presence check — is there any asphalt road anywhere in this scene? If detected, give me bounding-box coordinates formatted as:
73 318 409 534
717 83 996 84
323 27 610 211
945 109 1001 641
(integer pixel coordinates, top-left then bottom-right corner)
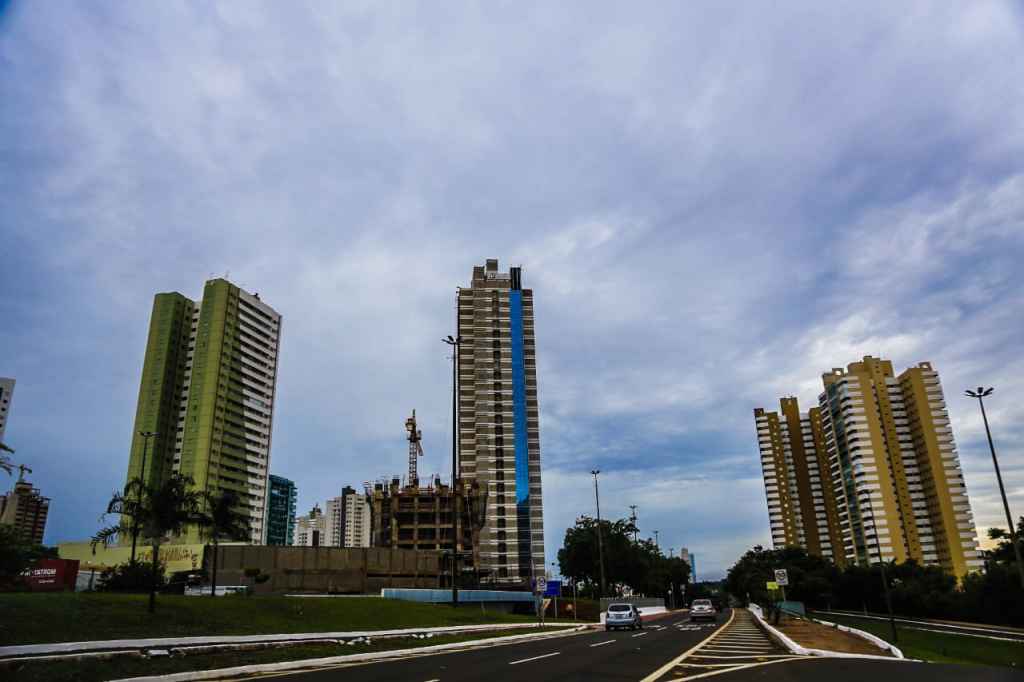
244 609 1018 682
252 610 727 682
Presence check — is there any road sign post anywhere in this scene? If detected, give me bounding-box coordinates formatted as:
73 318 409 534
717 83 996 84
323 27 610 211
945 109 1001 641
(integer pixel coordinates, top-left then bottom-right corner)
774 569 788 603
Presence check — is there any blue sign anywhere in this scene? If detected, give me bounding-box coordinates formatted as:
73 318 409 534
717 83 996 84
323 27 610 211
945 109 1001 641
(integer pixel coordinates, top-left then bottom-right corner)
544 579 562 597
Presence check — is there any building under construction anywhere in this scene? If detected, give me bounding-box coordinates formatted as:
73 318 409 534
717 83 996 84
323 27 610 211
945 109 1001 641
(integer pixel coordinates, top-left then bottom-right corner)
0 468 50 546
368 476 486 573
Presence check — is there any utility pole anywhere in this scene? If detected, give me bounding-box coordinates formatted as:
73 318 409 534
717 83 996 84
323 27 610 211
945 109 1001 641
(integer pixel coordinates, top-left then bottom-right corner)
629 504 639 542
966 387 1024 589
443 335 462 606
130 431 158 564
869 511 898 643
654 530 660 551
591 469 607 599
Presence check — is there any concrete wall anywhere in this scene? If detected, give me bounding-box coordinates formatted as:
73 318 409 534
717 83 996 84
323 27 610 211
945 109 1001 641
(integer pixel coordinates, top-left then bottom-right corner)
214 545 444 594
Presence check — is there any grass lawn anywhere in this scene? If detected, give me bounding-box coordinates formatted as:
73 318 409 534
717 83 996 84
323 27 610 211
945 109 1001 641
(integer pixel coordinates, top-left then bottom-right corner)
6 627 570 682
0 593 539 646
819 613 1023 669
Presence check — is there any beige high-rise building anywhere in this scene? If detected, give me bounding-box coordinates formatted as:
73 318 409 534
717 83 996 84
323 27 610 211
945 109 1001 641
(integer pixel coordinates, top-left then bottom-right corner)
755 398 844 564
755 356 984 579
457 259 545 584
325 486 371 548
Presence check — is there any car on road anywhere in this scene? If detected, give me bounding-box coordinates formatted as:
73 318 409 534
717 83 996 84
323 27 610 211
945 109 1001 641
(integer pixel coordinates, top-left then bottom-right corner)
605 603 643 631
690 598 716 621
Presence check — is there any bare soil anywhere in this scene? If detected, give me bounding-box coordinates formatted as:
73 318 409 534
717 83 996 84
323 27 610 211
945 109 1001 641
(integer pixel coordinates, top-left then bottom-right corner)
775 614 894 656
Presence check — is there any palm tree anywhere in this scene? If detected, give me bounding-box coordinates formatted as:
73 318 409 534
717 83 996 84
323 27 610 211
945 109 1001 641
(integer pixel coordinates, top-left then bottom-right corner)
201 489 250 597
93 473 206 613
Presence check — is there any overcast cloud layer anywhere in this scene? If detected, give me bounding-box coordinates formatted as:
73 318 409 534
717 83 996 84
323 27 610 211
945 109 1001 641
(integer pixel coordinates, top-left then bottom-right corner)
2 2 1023 579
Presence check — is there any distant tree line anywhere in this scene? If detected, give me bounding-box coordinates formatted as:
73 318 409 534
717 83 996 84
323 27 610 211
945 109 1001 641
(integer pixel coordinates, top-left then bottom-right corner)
557 515 690 605
724 518 1024 627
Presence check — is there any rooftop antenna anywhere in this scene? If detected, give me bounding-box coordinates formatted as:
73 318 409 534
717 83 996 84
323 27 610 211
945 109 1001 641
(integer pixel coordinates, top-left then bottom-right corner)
17 464 32 482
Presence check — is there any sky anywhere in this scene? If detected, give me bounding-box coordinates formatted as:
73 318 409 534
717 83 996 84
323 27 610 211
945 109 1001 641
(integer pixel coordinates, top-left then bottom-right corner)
1 2 1023 580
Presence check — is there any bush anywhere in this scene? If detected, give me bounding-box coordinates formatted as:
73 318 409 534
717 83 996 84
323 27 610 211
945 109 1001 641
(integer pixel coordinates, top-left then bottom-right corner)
98 560 165 593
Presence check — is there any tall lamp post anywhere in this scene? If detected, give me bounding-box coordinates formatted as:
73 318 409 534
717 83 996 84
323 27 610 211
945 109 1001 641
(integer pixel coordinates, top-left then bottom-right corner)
966 387 1024 589
867 510 898 643
591 469 607 599
443 335 462 606
130 430 158 564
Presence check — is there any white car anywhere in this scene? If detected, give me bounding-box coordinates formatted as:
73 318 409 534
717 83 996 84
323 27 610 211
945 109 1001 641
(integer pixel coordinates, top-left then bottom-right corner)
605 603 643 631
689 598 716 622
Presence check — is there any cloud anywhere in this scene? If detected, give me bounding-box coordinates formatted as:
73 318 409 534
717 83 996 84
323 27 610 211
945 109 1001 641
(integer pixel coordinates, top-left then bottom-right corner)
1 1 1023 579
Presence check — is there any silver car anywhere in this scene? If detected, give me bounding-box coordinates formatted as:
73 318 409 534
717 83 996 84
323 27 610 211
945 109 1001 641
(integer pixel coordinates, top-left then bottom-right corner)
605 603 643 631
689 598 716 622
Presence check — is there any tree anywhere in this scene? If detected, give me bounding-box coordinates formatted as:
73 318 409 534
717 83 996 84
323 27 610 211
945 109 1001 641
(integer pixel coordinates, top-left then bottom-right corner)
93 473 206 613
987 516 1024 565
557 516 690 600
201 489 250 598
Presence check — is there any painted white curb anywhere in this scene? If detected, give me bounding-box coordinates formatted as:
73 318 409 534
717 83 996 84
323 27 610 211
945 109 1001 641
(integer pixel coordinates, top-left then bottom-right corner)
748 606 905 660
107 625 586 682
0 622 545 661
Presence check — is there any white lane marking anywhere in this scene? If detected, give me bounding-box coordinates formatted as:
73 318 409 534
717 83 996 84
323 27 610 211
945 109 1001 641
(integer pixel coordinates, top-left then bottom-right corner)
632 632 648 638
673 657 809 680
509 652 560 665
589 640 615 648
639 609 734 682
424 679 441 682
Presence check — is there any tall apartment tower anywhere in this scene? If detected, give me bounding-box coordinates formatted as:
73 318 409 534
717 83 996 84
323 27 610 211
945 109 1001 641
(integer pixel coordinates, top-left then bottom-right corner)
325 486 372 548
126 279 282 544
266 475 298 546
457 259 545 584
0 377 15 444
755 356 984 579
754 398 844 564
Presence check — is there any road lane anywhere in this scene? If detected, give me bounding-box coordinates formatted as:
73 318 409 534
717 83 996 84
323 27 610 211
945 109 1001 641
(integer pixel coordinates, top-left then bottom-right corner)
250 610 729 682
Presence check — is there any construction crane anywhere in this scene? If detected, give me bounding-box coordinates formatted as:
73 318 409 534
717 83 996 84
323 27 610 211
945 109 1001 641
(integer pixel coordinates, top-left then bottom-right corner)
405 410 424 487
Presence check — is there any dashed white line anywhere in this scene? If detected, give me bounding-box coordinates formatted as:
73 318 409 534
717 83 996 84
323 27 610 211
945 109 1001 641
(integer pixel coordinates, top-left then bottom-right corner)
509 652 561 665
589 640 615 648
632 632 648 638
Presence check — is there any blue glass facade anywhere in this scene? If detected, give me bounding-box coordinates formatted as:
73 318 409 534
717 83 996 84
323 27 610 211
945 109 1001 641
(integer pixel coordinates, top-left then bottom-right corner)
509 290 530 506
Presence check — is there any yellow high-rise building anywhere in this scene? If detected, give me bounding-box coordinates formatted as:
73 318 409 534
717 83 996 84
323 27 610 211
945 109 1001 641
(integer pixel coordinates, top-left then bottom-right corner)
756 356 984 579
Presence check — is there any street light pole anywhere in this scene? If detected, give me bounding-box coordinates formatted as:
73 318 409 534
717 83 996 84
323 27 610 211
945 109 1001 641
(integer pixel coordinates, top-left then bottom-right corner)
443 335 462 606
130 431 158 564
591 469 607 599
966 387 1024 589
868 511 898 643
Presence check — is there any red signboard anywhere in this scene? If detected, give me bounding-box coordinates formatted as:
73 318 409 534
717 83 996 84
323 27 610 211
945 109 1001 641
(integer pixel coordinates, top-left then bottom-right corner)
25 558 79 591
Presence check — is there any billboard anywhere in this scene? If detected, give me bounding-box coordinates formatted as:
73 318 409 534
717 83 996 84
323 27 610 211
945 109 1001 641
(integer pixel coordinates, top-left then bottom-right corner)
25 558 79 591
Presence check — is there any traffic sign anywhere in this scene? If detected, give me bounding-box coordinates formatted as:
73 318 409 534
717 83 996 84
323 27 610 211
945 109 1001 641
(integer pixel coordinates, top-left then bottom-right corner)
774 569 788 586
766 581 778 591
535 576 547 594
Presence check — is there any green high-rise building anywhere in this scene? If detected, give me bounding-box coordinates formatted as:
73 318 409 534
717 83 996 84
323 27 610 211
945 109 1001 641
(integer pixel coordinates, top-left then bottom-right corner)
126 278 282 544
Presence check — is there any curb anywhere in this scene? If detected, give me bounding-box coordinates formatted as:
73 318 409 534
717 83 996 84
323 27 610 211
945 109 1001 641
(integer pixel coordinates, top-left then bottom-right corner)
748 606 906 661
0 622 548 664
106 625 587 682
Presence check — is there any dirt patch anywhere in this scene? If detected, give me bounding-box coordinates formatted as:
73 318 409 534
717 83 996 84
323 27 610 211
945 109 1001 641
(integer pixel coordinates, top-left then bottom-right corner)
775 615 893 656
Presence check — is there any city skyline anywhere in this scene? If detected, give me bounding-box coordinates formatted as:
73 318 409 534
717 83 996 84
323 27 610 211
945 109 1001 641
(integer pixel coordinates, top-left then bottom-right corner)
2 3 1023 579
